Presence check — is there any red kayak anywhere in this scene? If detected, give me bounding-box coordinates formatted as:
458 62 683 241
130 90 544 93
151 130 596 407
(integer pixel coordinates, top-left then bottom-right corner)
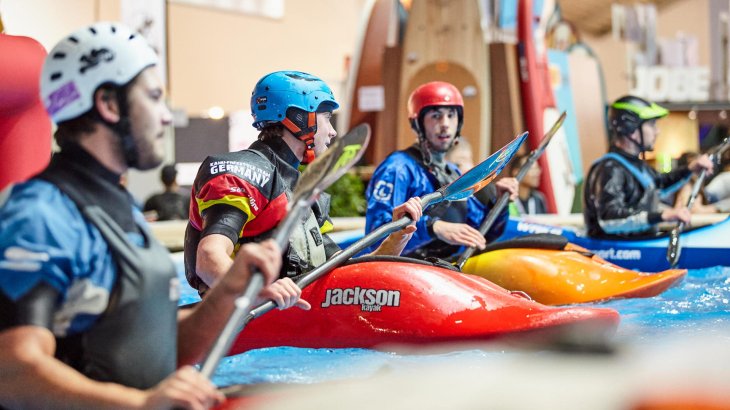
229 256 620 355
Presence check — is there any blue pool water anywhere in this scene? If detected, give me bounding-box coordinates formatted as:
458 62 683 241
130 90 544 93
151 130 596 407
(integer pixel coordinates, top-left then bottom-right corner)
175 257 730 388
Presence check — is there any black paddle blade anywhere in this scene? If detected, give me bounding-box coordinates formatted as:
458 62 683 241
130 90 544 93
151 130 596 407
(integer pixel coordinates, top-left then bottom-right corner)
515 112 566 182
291 123 370 206
439 131 528 202
667 227 681 268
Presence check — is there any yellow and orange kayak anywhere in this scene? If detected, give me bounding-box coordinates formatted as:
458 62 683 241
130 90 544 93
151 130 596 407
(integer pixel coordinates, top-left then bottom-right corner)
461 235 687 305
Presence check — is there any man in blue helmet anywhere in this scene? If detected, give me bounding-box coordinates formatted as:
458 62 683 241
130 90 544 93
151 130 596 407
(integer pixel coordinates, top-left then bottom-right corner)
365 81 517 259
584 95 714 238
0 22 282 408
184 71 421 305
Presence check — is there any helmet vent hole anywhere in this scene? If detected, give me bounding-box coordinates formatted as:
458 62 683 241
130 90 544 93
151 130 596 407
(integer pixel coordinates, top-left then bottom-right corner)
278 114 282 118
265 86 270 90
52 52 66 59
50 72 62 81
129 34 136 40
68 36 78 44
315 96 319 100
89 27 97 35
111 26 116 33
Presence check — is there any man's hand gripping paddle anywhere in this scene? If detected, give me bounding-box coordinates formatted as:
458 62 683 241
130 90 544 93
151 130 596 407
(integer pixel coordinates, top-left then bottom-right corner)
667 136 730 268
455 112 566 269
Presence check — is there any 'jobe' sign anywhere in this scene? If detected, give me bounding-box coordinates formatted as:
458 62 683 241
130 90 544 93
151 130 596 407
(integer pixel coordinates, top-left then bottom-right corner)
631 66 710 102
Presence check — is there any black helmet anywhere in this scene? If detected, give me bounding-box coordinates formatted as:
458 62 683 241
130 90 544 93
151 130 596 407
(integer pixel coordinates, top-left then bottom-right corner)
609 95 668 138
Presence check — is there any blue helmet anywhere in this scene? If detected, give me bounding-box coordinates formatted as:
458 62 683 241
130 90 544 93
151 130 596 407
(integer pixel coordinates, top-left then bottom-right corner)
250 71 339 163
251 70 339 130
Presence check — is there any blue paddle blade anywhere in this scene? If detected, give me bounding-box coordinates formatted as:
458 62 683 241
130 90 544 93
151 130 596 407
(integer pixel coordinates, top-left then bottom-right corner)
440 132 528 202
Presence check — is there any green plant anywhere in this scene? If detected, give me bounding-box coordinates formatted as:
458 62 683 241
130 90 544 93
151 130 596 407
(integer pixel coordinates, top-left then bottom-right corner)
325 172 367 217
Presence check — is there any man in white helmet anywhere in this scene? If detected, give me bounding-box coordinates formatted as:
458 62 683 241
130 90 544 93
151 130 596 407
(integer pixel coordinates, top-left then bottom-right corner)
0 22 279 409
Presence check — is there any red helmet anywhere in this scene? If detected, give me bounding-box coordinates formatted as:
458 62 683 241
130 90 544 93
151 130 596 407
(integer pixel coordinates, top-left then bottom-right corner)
407 81 464 136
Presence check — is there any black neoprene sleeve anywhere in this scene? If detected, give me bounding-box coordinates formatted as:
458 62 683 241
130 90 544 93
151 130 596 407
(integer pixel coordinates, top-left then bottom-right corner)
0 282 58 331
200 204 247 244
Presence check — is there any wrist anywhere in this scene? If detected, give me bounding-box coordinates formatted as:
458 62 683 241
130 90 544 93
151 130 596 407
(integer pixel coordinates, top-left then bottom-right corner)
215 266 251 299
427 218 441 238
650 211 664 224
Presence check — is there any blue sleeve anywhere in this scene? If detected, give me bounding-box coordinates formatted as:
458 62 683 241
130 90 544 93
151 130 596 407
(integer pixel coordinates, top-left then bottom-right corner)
0 182 114 303
364 154 435 253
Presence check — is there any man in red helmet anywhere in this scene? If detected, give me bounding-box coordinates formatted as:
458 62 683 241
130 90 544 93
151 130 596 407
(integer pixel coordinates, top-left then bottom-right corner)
365 81 518 258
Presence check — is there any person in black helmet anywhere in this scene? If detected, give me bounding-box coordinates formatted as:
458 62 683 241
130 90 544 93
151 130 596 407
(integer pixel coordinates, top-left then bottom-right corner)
583 95 714 238
0 22 281 409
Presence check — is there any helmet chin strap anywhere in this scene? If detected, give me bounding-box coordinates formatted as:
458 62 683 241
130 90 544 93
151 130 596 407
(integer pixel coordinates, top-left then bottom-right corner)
97 88 138 168
299 134 316 164
626 127 648 160
417 133 459 170
414 115 460 169
282 111 317 164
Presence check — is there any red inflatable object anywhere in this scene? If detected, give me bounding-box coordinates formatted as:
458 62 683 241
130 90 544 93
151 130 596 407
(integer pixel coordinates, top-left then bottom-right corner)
0 34 52 190
229 258 620 355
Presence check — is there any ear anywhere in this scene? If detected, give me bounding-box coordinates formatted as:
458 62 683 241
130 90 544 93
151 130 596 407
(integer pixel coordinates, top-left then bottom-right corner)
629 128 642 143
94 88 121 123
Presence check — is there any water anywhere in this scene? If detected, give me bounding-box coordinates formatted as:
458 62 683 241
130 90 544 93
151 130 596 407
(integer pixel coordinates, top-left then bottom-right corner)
175 255 730 388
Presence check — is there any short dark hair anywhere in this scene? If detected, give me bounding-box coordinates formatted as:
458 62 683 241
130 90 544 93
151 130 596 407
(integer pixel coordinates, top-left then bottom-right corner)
258 123 285 142
54 113 98 148
161 164 177 186
54 82 133 148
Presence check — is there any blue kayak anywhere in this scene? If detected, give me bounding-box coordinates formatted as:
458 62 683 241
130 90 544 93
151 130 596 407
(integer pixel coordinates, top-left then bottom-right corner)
498 216 730 271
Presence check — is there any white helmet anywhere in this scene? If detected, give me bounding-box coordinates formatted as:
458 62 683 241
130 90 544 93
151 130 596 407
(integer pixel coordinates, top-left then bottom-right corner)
40 22 158 123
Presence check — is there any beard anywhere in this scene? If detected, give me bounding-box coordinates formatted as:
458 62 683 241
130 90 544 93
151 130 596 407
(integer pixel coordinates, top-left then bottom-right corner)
130 131 165 170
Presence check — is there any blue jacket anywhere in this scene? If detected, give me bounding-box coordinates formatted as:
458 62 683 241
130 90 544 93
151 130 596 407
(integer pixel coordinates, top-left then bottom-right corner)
0 179 147 336
365 146 507 256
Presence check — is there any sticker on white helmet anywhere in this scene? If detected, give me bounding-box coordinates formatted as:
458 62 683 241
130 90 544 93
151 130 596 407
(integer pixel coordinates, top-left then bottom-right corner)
46 82 81 116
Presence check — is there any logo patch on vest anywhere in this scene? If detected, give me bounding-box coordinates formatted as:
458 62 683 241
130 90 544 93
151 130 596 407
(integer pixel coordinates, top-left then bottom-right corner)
321 287 401 312
309 227 323 246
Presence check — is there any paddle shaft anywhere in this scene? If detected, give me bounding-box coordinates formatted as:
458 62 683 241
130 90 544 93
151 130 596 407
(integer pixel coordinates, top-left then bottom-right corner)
455 193 509 268
667 169 708 268
200 203 307 378
238 131 526 329
455 114 564 269
456 158 539 268
666 136 730 267
245 192 442 321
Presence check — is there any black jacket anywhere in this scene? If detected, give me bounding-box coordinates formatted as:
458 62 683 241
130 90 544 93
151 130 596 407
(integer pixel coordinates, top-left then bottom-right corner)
583 146 690 238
